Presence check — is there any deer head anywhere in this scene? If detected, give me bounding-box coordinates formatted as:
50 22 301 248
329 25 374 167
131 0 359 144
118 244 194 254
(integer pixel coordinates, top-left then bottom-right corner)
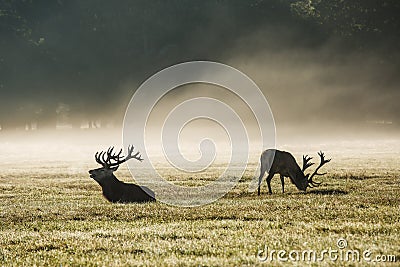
89 145 143 183
302 151 331 188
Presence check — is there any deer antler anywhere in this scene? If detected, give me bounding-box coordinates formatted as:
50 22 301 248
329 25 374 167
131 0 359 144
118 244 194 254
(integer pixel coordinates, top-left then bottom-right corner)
94 145 143 168
95 150 110 167
302 155 314 172
307 151 331 187
108 145 143 167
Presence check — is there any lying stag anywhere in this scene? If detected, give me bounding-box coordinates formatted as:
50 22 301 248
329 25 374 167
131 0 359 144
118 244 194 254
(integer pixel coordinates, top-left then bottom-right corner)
257 149 331 195
89 145 155 203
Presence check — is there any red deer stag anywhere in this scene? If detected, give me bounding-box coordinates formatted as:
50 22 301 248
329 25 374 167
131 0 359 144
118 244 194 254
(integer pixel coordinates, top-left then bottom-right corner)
89 145 155 203
257 149 331 195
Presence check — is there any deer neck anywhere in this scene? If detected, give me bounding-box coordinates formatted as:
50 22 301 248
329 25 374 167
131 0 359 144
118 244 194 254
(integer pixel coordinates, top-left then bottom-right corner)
97 173 122 188
98 173 124 202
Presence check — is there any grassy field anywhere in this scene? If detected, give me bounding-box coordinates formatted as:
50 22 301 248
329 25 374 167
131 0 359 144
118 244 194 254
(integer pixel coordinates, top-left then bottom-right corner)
0 142 399 266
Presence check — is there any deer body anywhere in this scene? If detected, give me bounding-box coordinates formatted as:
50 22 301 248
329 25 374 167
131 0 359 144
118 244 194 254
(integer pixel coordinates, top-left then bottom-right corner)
89 145 156 203
257 149 330 195
89 169 155 203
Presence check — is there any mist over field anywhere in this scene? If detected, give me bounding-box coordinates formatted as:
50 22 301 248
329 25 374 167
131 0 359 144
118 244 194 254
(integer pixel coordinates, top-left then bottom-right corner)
0 128 398 179
1 0 399 213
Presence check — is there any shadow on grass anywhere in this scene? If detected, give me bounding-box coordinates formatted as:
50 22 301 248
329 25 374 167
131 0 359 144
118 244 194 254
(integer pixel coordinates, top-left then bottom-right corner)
308 189 348 195
336 175 379 180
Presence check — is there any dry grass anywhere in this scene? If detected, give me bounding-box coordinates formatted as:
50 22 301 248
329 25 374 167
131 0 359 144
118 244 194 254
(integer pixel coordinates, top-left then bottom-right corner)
0 155 399 266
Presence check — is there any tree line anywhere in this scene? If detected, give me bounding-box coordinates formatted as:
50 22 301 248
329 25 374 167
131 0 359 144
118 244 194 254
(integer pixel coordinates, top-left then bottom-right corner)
1 0 399 130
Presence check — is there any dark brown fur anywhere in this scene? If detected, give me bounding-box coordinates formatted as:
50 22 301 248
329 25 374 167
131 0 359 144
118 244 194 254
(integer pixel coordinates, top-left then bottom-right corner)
257 149 309 195
89 168 155 203
257 149 330 195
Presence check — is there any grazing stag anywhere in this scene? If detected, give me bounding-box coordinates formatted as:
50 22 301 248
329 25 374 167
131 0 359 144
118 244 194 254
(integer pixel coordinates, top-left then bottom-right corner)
89 145 155 203
257 149 331 195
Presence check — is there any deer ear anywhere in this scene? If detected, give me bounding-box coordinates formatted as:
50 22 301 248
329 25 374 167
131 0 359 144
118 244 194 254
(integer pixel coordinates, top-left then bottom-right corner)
110 166 119 172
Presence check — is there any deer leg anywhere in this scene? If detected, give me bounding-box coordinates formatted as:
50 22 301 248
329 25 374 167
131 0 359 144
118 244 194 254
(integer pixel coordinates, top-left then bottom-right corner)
257 161 267 196
266 173 274 194
280 175 285 193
